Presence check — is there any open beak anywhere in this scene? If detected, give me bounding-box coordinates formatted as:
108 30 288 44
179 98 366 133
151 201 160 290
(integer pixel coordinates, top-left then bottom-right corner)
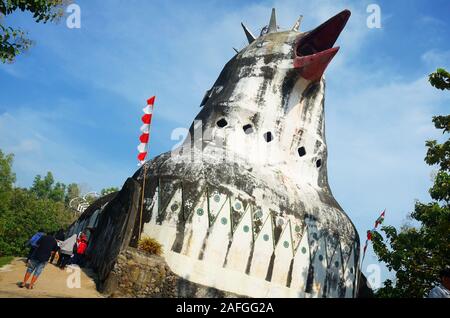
294 10 351 81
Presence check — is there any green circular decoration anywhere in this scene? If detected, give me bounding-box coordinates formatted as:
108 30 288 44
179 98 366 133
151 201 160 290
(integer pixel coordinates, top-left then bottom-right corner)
295 225 301 233
214 195 221 202
335 261 340 268
243 225 250 233
318 254 323 261
255 210 263 219
263 234 270 241
221 217 227 225
171 204 179 212
196 208 204 216
234 202 242 210
301 247 307 254
283 241 289 248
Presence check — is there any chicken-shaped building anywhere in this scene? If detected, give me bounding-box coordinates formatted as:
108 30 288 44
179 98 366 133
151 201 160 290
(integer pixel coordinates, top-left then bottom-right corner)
72 8 361 298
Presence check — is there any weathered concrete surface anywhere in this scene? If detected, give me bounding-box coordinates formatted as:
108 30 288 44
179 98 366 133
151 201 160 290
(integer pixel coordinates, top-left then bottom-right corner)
103 248 244 298
69 9 364 298
69 178 141 287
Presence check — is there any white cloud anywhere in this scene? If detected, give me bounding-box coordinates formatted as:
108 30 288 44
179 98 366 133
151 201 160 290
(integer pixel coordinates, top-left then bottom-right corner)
421 49 450 68
0 107 131 191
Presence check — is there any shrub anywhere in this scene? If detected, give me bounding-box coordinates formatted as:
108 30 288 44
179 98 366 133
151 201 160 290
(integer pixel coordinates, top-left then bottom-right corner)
138 236 163 256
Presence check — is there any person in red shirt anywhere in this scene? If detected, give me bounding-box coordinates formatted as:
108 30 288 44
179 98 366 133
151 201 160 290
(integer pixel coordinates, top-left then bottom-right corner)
72 233 88 267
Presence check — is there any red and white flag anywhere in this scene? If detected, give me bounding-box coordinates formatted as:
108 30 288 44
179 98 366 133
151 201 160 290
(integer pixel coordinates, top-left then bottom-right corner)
137 96 156 166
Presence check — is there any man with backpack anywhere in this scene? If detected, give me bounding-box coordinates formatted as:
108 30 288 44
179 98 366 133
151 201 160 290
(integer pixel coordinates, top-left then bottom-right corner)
25 229 45 262
19 232 57 289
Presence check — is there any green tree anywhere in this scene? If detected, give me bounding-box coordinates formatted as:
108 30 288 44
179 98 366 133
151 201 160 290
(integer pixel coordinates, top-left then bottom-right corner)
65 182 80 205
0 0 69 63
30 171 54 199
0 149 15 224
429 68 450 91
0 149 15 196
49 181 66 202
372 69 450 298
0 150 76 257
0 187 75 256
101 187 119 196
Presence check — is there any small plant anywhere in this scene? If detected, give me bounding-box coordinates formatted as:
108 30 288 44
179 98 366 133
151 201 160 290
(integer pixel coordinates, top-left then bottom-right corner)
138 236 163 256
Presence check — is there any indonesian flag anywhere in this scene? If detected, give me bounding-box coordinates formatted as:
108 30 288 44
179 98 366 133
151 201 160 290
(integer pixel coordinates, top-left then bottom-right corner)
137 96 156 165
374 209 386 228
361 209 387 268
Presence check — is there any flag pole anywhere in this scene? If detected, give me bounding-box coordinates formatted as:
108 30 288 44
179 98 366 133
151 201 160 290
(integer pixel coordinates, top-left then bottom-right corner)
357 209 386 296
138 163 148 242
136 96 156 242
357 240 368 297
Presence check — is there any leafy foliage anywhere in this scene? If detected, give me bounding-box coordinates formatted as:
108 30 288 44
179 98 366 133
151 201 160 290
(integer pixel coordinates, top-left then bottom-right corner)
101 187 119 196
372 69 450 298
429 68 450 91
65 183 80 205
0 147 120 257
0 148 74 256
0 0 70 63
0 188 76 256
0 255 13 267
0 150 15 211
138 236 163 256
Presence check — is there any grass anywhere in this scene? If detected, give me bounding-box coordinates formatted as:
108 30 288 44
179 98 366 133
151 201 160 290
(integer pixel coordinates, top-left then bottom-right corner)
138 236 163 256
0 256 14 268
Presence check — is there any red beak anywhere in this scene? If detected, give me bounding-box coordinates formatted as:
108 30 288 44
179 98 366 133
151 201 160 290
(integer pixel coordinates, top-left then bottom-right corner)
294 10 351 81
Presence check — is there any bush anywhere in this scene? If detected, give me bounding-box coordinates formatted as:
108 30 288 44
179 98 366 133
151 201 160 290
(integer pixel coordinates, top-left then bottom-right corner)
0 256 14 267
138 236 163 256
0 188 76 257
0 148 77 257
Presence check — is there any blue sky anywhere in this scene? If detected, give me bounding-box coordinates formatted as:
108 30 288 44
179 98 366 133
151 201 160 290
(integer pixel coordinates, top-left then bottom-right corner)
1 0 449 286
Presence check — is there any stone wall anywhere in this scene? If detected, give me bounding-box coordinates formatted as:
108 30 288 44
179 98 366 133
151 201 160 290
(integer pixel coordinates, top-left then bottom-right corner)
102 248 244 298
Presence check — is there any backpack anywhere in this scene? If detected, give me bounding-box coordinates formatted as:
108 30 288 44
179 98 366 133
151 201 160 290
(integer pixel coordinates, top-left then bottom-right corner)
29 232 44 247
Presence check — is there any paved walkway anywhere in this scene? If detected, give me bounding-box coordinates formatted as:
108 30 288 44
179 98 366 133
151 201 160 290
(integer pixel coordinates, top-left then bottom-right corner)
0 258 103 298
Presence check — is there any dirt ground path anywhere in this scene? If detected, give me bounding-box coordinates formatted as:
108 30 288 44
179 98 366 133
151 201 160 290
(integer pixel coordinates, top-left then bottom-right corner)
0 258 103 298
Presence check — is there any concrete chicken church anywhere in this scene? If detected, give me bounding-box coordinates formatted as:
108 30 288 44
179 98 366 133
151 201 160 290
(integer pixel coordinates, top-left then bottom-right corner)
69 8 364 298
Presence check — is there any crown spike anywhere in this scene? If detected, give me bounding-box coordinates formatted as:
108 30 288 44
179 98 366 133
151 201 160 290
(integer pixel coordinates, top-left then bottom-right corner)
268 8 277 33
292 15 303 31
241 22 256 44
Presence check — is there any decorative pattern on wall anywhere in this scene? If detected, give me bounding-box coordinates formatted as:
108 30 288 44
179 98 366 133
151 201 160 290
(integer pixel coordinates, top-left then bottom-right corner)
142 179 358 298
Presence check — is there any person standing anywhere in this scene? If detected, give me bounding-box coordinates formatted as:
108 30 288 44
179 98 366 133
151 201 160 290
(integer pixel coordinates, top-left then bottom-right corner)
19 232 57 289
72 233 88 267
428 268 450 298
25 229 44 262
57 234 77 269
49 229 65 264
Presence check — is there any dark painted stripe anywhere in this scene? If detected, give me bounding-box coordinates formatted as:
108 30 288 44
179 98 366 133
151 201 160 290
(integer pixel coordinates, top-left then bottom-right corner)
305 263 314 293
222 240 233 267
265 252 276 282
286 258 294 287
